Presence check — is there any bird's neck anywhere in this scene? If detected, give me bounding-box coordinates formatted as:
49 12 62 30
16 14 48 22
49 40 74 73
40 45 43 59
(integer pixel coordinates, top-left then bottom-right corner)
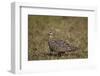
49 35 53 40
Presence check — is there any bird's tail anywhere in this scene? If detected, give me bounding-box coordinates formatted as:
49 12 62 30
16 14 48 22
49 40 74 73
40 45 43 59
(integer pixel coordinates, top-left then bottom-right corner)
71 46 79 51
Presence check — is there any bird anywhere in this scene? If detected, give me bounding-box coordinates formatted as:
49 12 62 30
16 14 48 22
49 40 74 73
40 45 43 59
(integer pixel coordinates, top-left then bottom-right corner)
48 32 78 56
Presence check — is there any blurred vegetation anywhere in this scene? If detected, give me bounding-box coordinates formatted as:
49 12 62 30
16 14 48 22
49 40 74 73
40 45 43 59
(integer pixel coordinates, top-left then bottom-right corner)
28 15 88 60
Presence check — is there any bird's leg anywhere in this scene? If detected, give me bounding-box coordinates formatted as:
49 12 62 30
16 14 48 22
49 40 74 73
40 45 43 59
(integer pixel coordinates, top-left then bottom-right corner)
58 52 65 57
58 52 61 57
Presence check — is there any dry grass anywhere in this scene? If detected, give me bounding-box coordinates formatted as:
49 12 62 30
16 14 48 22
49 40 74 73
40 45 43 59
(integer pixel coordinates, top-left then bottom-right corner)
28 15 88 60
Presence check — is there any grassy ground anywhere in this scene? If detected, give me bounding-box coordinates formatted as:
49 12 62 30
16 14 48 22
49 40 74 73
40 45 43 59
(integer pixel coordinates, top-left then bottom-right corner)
28 15 88 61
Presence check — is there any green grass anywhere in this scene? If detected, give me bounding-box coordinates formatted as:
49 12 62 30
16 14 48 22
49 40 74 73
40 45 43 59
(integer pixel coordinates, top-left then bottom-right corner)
28 15 88 60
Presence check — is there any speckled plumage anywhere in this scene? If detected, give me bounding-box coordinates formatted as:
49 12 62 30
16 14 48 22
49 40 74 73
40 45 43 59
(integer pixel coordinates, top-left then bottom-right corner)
48 32 78 56
48 40 77 53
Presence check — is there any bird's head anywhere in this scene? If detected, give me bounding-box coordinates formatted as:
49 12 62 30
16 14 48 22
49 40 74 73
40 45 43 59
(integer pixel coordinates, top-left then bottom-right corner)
48 32 54 39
